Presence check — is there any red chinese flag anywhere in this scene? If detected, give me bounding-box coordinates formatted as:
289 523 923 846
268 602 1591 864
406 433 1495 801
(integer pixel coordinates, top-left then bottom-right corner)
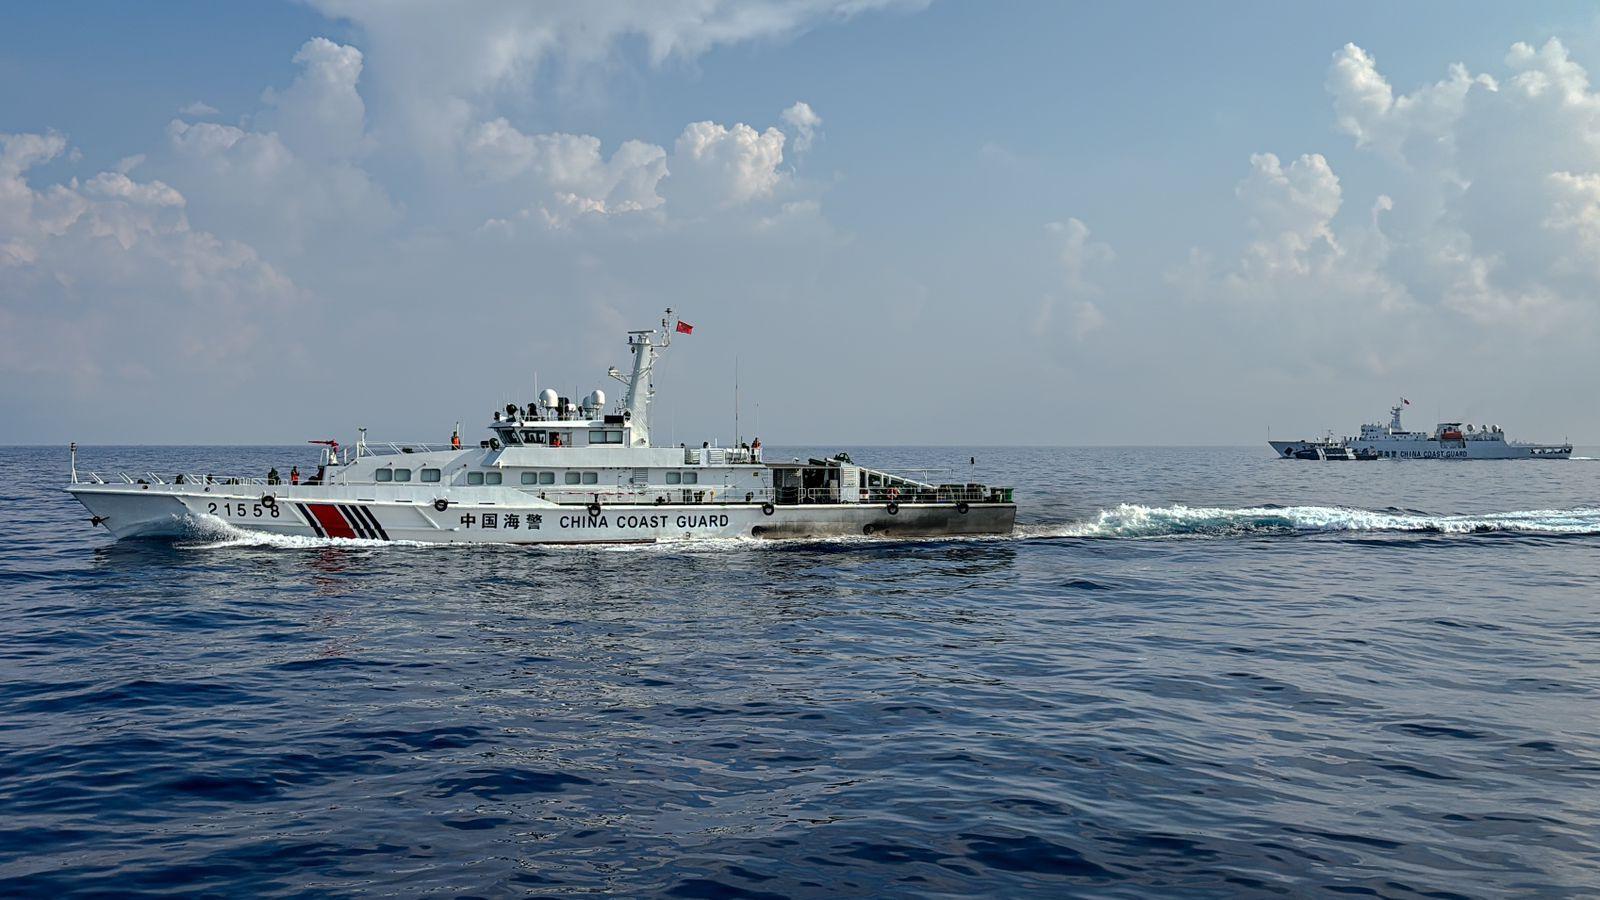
676 321 694 334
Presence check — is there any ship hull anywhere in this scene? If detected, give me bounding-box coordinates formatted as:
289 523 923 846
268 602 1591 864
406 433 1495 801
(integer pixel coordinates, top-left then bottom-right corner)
68 483 1015 544
1270 439 1570 460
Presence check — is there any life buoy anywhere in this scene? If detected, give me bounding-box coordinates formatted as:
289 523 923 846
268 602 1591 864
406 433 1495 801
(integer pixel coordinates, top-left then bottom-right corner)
587 502 602 517
761 502 775 516
886 501 899 515
434 498 449 512
956 501 970 514
261 494 276 508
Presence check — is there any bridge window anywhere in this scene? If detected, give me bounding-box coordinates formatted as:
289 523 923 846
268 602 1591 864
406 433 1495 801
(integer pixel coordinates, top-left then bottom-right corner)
588 429 625 444
375 469 392 482
421 468 441 483
393 468 412 483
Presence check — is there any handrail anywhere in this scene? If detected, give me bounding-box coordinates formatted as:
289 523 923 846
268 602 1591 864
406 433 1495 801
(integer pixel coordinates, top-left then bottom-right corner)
360 441 454 457
74 473 1012 504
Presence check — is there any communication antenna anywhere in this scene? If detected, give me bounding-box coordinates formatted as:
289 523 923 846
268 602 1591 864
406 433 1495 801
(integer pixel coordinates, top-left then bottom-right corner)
734 355 741 445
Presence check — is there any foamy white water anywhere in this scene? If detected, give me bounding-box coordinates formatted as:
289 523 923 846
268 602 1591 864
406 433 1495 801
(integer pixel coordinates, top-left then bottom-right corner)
1028 503 1600 538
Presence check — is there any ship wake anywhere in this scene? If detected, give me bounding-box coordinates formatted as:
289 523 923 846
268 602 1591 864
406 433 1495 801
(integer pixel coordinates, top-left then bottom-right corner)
1024 504 1600 539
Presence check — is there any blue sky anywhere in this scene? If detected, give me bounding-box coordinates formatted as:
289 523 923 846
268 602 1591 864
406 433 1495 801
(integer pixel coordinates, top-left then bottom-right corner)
4 2 1600 444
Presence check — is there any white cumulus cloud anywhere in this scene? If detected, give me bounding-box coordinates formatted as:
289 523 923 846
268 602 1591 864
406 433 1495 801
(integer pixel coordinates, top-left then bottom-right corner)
781 101 822 153
1035 218 1113 339
0 131 302 383
257 37 372 161
665 120 788 213
161 38 394 254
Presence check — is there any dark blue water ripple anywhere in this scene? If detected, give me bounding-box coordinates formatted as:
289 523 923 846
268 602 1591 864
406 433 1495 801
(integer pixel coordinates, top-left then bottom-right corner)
2 445 1599 896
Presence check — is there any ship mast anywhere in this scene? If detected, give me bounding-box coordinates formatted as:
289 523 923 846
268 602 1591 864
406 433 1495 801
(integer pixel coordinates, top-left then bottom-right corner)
614 309 675 448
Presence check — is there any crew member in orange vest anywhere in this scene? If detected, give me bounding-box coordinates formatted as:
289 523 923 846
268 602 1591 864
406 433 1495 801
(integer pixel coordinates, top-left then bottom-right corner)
451 431 461 449
290 466 300 485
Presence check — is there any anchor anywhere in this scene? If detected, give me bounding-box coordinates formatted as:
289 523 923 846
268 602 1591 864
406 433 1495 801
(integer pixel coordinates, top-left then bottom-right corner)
89 515 108 527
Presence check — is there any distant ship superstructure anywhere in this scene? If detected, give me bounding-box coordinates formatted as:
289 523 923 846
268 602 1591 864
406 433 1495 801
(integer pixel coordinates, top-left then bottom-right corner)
1271 402 1571 460
68 312 1016 543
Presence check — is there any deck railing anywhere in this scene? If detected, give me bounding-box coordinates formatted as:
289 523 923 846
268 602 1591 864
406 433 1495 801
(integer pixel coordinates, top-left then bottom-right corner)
77 471 275 487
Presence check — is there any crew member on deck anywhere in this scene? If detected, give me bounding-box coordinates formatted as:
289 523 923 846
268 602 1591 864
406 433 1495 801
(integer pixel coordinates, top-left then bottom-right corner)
290 466 300 485
451 431 461 449
751 437 762 460
268 467 280 485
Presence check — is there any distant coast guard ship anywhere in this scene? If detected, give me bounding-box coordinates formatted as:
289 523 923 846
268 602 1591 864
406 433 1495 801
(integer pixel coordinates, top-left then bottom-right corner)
68 311 1016 543
1271 400 1572 460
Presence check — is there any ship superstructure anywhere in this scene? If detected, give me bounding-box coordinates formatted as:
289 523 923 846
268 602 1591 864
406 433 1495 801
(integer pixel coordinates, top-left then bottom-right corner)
68 312 1016 543
1271 402 1571 460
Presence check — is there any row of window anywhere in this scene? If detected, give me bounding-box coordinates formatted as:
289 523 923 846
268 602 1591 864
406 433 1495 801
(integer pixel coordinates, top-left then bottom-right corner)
375 468 437 483
373 467 699 486
499 429 627 445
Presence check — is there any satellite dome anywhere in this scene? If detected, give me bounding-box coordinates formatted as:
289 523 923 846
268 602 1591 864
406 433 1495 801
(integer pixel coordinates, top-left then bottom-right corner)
589 389 606 408
539 388 559 408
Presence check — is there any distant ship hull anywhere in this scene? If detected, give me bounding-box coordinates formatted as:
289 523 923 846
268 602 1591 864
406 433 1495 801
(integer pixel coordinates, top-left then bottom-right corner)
1272 401 1571 460
1270 439 1570 460
67 483 1015 544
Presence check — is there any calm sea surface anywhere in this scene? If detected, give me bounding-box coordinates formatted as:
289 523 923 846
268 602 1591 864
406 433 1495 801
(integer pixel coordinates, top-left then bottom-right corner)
3 444 1599 897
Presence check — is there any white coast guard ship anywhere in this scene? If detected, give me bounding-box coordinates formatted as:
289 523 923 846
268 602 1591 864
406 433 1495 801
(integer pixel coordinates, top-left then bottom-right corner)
68 312 1016 544
1270 401 1572 460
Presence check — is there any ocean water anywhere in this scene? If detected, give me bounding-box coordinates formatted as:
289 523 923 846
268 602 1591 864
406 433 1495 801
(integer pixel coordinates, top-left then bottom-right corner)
3 444 1599 897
